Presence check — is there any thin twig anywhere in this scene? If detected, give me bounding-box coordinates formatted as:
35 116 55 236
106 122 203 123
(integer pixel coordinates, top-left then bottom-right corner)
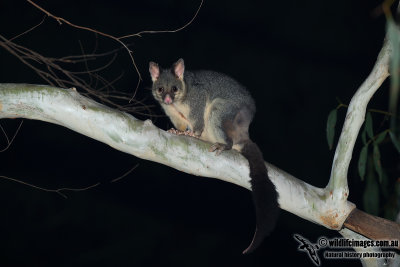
119 0 204 39
0 175 100 198
0 120 24 152
0 34 150 114
26 0 203 100
27 0 140 93
9 15 47 41
111 163 139 183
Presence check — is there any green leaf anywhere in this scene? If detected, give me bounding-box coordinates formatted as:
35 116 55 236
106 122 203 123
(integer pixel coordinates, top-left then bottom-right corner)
358 145 368 181
381 171 389 199
361 127 367 145
384 179 400 221
374 131 387 145
365 112 373 139
363 158 380 215
389 131 400 154
326 109 337 150
373 145 383 183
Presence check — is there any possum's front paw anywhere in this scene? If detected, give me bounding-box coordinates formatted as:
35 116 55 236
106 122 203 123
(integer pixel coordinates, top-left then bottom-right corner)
209 142 230 156
167 128 182 134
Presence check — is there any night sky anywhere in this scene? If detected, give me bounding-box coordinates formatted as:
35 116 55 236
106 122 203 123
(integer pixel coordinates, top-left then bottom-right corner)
0 0 395 266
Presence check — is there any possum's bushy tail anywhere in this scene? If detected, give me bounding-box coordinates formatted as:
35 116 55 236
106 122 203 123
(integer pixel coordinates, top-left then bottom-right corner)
240 140 279 254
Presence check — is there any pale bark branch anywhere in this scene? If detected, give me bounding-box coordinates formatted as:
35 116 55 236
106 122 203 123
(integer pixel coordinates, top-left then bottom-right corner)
0 36 398 262
0 83 355 229
326 40 391 202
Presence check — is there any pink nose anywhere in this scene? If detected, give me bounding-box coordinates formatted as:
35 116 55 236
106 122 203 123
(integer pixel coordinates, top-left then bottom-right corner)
164 94 172 104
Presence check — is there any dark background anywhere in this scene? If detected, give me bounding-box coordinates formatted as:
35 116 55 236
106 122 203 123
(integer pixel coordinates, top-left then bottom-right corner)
0 0 396 266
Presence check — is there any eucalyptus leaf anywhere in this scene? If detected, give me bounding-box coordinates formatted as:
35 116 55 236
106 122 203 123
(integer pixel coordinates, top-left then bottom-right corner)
361 127 367 145
326 109 337 150
374 131 387 145
358 145 368 181
373 145 383 183
363 161 379 216
365 112 373 139
384 179 400 220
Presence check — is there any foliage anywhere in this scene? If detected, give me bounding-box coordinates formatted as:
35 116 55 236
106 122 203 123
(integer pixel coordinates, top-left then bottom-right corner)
325 8 400 220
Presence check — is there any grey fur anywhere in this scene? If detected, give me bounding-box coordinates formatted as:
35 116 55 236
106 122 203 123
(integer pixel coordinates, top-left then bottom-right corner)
150 59 255 146
150 59 279 254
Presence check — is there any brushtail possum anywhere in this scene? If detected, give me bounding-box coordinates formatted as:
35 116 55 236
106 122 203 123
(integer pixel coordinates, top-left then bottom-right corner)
149 58 279 254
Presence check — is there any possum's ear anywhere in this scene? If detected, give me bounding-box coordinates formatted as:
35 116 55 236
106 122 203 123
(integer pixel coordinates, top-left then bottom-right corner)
173 58 185 80
149 62 160 82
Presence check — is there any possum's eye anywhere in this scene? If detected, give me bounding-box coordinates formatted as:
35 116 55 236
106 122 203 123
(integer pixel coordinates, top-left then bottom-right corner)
157 87 164 93
171 86 178 93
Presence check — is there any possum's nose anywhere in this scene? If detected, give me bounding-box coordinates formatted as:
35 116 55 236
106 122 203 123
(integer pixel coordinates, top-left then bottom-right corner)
164 94 173 104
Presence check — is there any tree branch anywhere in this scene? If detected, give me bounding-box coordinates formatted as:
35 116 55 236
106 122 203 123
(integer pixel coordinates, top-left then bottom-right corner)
0 83 355 230
0 37 398 253
326 39 391 203
344 208 400 249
